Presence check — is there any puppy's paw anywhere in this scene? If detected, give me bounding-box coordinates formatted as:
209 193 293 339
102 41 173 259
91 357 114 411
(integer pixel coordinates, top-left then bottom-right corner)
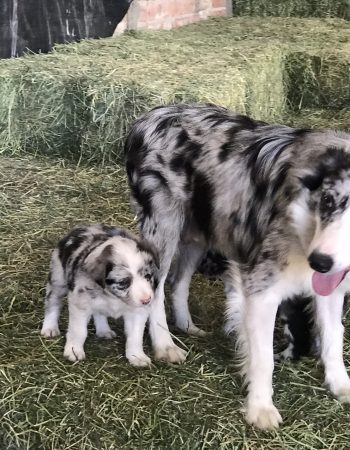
127 352 152 367
177 322 208 337
41 326 61 338
274 346 294 362
96 329 117 339
245 403 282 430
64 344 86 362
154 345 187 363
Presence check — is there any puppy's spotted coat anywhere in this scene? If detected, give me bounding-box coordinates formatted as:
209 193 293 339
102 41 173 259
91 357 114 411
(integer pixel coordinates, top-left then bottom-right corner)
41 224 159 367
126 103 350 428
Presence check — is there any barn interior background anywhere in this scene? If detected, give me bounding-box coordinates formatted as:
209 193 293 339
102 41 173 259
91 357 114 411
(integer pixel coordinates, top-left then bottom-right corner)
0 0 233 58
1 1 350 449
0 0 132 58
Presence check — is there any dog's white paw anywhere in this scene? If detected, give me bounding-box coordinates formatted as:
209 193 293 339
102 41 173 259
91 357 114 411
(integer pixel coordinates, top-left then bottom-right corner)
154 345 187 363
245 403 282 430
181 323 208 337
176 320 208 337
329 380 350 403
274 344 294 362
127 352 152 367
64 344 86 362
336 388 350 403
96 330 117 339
327 374 350 403
188 324 208 337
41 326 61 338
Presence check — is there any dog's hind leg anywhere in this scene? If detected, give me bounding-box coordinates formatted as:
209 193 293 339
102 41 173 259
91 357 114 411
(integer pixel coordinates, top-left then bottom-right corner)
170 242 207 336
41 249 67 338
93 313 116 339
315 292 350 402
141 212 187 363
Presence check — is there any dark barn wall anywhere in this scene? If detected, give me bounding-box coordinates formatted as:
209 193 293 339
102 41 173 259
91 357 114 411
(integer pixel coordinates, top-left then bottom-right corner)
0 0 132 58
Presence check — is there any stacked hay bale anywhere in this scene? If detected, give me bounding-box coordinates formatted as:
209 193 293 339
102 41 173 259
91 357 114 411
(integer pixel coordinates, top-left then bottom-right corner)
0 17 349 165
233 0 350 19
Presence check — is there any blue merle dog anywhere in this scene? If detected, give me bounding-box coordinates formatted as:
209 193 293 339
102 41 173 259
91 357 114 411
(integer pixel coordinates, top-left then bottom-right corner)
125 103 350 429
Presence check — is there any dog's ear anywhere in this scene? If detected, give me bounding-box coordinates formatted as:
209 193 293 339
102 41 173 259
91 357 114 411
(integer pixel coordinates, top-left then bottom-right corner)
84 244 113 288
137 239 160 269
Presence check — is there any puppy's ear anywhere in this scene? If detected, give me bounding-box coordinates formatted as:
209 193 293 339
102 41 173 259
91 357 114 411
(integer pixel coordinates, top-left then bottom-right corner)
137 239 160 269
84 244 113 288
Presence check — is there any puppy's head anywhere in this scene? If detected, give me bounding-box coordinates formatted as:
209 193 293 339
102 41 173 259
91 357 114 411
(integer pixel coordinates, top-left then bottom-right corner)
84 235 159 307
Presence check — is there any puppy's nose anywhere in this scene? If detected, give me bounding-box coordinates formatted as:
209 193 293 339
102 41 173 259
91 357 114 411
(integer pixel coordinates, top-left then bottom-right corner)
140 296 152 305
308 251 333 273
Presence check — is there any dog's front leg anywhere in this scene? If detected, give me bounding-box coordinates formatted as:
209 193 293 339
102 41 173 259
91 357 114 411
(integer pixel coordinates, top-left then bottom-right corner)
64 298 91 362
315 291 350 402
243 290 282 429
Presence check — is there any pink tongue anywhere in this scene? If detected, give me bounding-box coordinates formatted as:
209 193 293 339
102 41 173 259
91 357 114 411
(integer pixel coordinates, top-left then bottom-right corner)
312 269 350 296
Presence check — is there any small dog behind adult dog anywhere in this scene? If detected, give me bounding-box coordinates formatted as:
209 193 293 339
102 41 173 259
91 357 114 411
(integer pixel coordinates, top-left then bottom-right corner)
40 224 159 367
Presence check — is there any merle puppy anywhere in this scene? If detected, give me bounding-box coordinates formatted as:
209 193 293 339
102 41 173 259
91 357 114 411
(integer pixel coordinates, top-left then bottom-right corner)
41 224 159 367
125 103 350 429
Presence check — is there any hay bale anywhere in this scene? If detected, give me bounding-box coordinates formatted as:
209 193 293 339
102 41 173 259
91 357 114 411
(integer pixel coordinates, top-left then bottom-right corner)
287 108 350 131
233 0 350 20
285 52 350 110
0 17 349 165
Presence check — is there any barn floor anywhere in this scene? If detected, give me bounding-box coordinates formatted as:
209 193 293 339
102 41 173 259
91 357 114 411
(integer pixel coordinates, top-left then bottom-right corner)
1 154 350 449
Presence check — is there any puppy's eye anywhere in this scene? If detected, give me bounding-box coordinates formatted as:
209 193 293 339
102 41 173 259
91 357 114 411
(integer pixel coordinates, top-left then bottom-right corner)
144 273 152 281
116 278 131 290
106 277 131 290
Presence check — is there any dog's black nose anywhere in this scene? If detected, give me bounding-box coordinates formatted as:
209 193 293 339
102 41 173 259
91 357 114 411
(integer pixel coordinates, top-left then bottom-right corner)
308 252 333 273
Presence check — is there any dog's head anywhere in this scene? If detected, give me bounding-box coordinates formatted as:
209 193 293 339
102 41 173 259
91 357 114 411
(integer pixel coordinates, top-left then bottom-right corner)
84 234 159 307
290 144 350 295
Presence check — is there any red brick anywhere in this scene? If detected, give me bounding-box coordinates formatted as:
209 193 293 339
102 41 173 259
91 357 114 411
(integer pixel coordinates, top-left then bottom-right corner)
197 0 212 11
165 0 196 17
209 8 226 16
212 0 225 7
125 0 230 31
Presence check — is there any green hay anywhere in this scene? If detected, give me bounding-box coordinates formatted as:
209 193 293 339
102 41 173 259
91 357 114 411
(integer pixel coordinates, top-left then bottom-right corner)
288 108 350 131
0 17 349 166
2 155 350 449
285 52 350 111
233 0 350 19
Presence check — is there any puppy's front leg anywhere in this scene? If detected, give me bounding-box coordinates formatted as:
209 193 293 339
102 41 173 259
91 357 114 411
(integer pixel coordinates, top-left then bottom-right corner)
242 290 282 429
64 295 91 362
124 309 151 367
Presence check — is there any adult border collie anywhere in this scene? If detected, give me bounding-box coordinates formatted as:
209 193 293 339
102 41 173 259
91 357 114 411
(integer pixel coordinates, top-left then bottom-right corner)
125 103 350 429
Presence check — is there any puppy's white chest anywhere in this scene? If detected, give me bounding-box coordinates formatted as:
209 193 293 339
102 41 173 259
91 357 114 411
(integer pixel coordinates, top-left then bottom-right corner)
92 293 128 319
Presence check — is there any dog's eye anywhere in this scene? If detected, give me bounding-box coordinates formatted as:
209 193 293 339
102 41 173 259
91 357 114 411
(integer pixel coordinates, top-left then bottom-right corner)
340 196 348 210
106 277 131 290
320 193 335 212
116 278 131 290
144 273 152 281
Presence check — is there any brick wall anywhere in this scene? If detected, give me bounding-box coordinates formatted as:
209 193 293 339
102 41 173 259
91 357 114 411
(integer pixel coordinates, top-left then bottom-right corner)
115 0 232 33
